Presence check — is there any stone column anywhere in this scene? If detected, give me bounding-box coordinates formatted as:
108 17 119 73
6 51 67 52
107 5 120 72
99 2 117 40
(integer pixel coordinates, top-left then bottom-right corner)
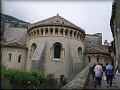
43 28 45 36
68 30 70 37
63 28 65 36
53 28 55 36
72 30 74 38
48 28 50 36
39 29 41 36
58 28 60 36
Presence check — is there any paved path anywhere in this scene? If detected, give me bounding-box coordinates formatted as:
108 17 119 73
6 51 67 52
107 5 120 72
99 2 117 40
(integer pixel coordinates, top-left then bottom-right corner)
89 73 120 89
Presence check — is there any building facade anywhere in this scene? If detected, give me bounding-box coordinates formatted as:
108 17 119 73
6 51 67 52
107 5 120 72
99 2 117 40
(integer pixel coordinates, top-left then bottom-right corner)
1 14 110 82
110 0 120 72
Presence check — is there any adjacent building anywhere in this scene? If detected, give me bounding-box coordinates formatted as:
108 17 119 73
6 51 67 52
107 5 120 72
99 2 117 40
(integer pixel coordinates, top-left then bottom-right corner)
110 0 120 72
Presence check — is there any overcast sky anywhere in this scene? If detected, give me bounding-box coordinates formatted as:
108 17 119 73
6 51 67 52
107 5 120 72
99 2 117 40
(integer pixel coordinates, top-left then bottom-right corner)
1 0 113 44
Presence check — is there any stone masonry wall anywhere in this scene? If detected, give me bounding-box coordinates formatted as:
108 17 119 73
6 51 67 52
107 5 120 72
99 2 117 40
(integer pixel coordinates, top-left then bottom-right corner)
62 63 93 89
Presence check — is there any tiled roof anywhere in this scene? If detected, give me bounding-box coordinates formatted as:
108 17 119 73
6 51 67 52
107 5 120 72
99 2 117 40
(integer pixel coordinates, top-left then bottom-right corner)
85 47 108 54
2 39 26 48
28 14 85 33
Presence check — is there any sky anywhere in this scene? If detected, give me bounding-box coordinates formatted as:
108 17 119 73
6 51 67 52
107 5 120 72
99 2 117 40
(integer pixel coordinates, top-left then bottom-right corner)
1 0 113 44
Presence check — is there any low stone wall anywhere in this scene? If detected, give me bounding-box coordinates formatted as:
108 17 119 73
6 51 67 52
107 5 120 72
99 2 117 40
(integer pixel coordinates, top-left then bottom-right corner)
62 66 91 89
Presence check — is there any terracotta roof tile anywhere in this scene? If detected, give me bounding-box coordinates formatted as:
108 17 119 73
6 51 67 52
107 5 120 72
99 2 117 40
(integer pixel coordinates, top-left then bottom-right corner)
85 47 108 54
2 39 26 48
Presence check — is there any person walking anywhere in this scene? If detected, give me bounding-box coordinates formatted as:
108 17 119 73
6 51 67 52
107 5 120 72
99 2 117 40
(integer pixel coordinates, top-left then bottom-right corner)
105 62 114 88
92 64 96 83
94 62 103 88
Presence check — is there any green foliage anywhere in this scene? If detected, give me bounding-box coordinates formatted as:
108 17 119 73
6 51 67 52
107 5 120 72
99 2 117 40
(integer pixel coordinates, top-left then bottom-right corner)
1 66 11 89
1 66 57 89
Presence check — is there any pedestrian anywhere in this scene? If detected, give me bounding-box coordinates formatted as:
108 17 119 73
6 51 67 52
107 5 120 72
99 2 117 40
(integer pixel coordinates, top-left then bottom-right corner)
94 62 103 88
92 64 96 83
100 63 104 76
105 62 114 88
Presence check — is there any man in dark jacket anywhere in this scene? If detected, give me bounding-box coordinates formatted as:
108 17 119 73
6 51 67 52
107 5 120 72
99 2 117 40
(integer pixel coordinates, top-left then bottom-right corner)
92 64 96 82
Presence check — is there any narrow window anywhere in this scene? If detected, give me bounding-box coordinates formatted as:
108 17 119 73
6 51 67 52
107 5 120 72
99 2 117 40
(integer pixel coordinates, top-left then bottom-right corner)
65 30 68 36
60 29 63 35
41 28 43 35
97 56 99 62
30 43 37 58
70 30 73 37
18 55 21 63
88 56 91 63
74 32 76 38
50 28 53 35
37 29 39 35
34 30 36 36
55 28 58 35
8 53 12 62
45 28 48 35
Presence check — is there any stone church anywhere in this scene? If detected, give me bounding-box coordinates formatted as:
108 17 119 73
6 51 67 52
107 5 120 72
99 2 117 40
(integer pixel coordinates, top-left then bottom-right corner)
1 14 111 82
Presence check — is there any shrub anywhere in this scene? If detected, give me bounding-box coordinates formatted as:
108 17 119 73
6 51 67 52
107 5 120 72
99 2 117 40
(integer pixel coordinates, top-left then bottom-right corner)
1 65 12 89
1 66 57 89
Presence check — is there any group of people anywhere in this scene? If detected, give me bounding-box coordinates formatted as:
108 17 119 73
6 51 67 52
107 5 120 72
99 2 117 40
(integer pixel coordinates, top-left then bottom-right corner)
92 62 114 88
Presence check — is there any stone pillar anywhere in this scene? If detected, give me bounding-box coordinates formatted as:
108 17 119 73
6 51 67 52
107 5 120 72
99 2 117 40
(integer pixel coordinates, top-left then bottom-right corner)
48 28 50 36
58 28 60 36
53 28 55 36
68 30 70 37
43 28 45 36
39 29 41 36
63 28 65 36
72 30 74 38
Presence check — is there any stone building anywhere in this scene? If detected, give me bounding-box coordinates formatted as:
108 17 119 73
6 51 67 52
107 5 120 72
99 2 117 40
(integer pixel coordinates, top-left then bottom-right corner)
110 0 120 72
84 34 110 67
1 14 110 82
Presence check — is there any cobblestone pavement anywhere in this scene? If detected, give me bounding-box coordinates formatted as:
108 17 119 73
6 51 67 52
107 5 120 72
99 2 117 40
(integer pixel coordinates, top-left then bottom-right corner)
89 73 120 89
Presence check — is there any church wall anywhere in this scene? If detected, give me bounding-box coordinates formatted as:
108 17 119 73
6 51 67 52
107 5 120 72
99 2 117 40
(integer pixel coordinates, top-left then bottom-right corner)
68 38 85 81
1 47 27 70
25 32 85 80
45 36 69 79
3 25 27 44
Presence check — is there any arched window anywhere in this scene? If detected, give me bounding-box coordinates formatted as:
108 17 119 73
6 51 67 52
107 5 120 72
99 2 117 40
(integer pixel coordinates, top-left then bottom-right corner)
77 33 79 39
52 42 63 59
45 28 48 35
41 28 43 35
70 30 73 37
50 28 53 35
78 47 82 55
97 55 99 62
54 45 61 58
18 54 21 63
55 28 58 35
37 29 39 35
30 43 37 58
74 31 76 38
65 29 68 36
78 47 82 63
8 53 12 62
60 28 63 36
88 56 91 63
